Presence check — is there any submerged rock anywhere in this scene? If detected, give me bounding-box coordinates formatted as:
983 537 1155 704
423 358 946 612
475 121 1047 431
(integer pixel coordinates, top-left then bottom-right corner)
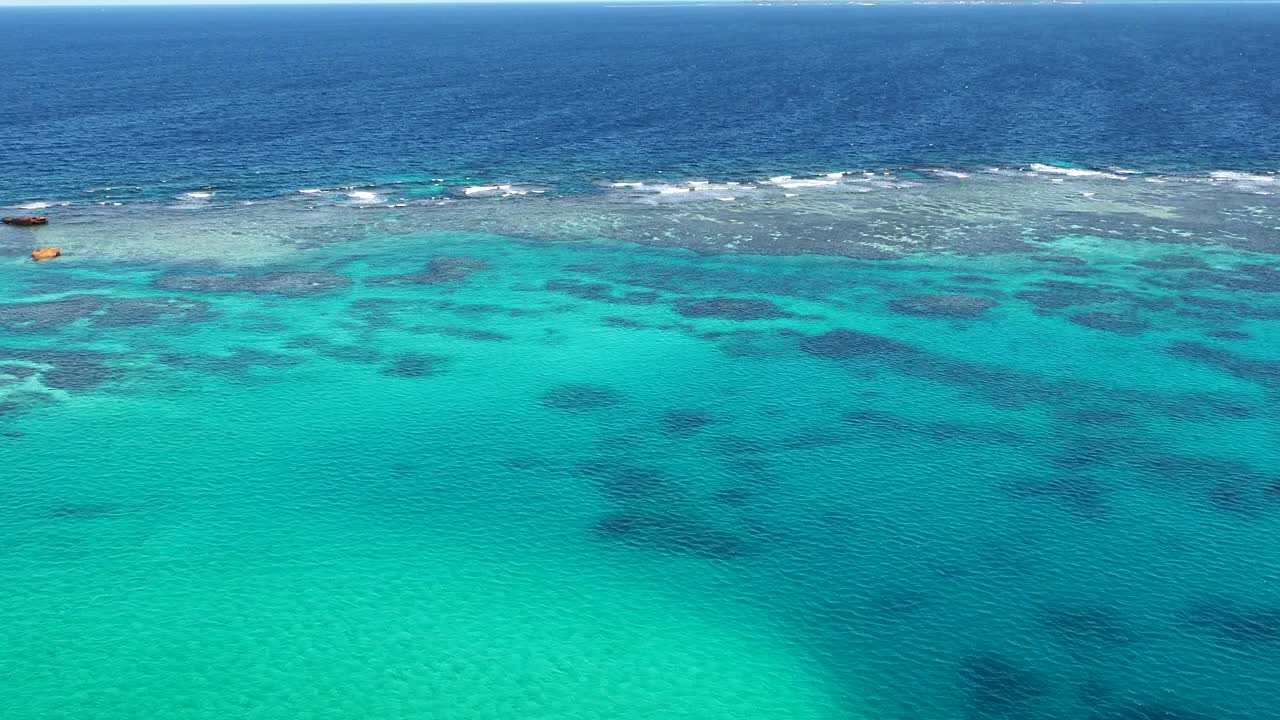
30 247 61 261
2 216 48 226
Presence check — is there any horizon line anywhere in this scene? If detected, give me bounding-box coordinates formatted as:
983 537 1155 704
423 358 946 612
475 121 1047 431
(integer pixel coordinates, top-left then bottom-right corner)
3 0 1279 7
3 0 1279 6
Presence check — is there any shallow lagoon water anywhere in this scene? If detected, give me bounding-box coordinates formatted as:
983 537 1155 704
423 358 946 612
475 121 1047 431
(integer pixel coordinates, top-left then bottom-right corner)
4 3 1280 718
3 190 1279 717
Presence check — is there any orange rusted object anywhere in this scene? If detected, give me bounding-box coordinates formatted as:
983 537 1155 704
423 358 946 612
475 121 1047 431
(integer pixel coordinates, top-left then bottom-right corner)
31 247 62 262
3 216 49 226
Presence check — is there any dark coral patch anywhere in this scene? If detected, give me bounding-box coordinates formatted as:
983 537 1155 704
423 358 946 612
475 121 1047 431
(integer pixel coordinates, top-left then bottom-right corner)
593 511 745 559
0 295 215 333
545 279 659 305
1014 280 1164 312
155 271 351 296
367 256 490 286
957 652 1047 716
541 384 623 411
601 316 648 329
1038 605 1136 646
0 296 103 332
843 409 915 431
1135 453 1266 488
323 345 383 364
660 409 716 435
888 294 997 319
1185 263 1280 293
91 298 215 328
578 463 680 503
1167 341 1280 388
1185 598 1280 643
673 297 792 321
1154 392 1257 421
1030 254 1088 266
951 275 996 284
1069 311 1151 335
1206 481 1266 517
42 361 121 391
0 348 121 391
1050 444 1118 470
1058 407 1135 426
710 486 755 507
1002 475 1110 517
799 329 915 358
1178 294 1280 320
1136 254 1212 271
411 325 510 342
381 353 448 378
1206 329 1250 341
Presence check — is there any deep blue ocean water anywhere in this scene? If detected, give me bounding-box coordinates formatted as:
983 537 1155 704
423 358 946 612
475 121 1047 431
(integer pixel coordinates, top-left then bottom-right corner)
1 3 1279 202
2 5 1280 720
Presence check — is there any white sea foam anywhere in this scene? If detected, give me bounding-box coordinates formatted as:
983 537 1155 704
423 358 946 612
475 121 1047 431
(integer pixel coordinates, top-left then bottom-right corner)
462 183 545 197
17 201 51 210
183 191 214 199
772 178 839 189
348 190 381 202
1209 171 1276 184
298 188 324 195
1029 163 1123 179
929 170 970 179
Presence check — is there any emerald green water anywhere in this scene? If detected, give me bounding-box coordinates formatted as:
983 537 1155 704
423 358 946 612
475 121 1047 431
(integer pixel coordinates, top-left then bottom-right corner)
3 226 1279 719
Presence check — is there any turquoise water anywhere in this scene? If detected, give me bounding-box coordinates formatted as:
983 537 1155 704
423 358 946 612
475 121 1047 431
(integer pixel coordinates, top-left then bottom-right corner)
3 197 1279 717
5 4 1280 716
